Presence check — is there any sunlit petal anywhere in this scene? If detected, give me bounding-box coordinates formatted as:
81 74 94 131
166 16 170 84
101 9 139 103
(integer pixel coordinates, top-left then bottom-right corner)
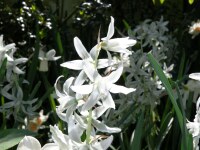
71 84 93 94
109 84 136 94
189 73 200 81
74 37 91 59
17 136 41 150
60 60 83 70
92 119 121 133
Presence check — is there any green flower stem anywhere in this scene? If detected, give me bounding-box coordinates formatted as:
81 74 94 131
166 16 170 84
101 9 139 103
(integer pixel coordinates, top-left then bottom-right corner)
1 96 6 129
86 109 92 144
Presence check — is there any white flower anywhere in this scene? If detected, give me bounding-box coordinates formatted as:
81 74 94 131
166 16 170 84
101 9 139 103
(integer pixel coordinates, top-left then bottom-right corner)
50 124 114 150
186 97 200 150
189 20 200 39
100 16 136 55
38 49 61 72
71 62 136 112
0 35 15 54
163 63 174 78
60 37 112 70
17 136 59 150
5 49 28 81
54 72 86 123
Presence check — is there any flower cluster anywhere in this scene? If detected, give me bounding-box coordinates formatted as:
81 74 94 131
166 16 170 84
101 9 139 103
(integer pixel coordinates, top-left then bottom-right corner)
17 16 136 149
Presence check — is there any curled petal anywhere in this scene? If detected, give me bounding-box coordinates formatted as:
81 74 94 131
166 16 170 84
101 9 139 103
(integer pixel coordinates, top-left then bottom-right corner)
106 16 114 41
54 76 65 98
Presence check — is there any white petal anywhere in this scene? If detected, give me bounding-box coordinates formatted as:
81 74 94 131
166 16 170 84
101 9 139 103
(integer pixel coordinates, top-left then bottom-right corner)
63 77 75 95
60 60 83 70
106 16 114 41
92 119 121 133
50 125 70 148
97 59 113 69
17 136 41 150
105 63 123 83
102 92 115 109
13 66 25 74
74 37 91 59
15 58 28 65
74 70 87 85
68 117 84 143
189 73 200 81
54 76 65 98
92 105 108 119
39 50 45 58
109 84 136 94
71 84 93 94
46 49 56 59
92 135 113 150
82 60 98 82
42 143 59 150
81 90 99 112
90 44 99 60
74 113 87 128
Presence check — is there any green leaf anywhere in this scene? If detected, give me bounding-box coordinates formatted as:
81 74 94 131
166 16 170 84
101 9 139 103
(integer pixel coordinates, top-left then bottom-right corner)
0 129 37 150
130 112 144 150
188 0 194 4
155 111 173 149
147 53 184 132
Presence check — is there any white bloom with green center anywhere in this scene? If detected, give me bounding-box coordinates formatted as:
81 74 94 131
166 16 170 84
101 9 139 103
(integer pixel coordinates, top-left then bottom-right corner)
38 49 61 72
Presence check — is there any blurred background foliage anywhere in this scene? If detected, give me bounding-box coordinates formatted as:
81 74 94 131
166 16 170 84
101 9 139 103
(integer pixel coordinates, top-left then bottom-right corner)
1 0 200 149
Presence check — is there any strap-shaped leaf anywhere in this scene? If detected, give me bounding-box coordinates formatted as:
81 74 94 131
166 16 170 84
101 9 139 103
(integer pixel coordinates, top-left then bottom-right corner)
147 53 184 132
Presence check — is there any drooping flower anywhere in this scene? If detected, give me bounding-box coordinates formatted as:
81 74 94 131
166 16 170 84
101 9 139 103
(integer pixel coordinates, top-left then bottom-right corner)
54 71 86 123
38 49 61 72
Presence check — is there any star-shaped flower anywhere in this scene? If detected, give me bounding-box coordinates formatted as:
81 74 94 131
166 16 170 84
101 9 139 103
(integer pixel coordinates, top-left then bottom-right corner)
71 62 136 112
